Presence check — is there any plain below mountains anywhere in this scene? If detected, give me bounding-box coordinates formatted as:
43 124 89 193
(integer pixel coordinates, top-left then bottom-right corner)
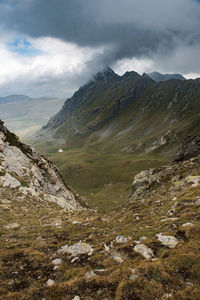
32 67 200 210
0 94 65 138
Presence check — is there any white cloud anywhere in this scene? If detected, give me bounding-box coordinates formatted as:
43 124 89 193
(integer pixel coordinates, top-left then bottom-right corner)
114 57 154 75
0 35 104 97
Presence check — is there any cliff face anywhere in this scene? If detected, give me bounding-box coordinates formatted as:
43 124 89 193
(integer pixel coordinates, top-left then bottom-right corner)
0 120 81 210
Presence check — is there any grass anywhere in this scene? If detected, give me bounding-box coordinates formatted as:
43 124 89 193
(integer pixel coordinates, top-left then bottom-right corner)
0 155 200 299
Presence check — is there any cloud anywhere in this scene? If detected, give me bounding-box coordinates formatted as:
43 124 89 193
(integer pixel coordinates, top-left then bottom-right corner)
0 0 200 96
0 36 105 97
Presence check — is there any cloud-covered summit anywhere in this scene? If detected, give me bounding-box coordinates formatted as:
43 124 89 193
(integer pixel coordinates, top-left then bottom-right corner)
0 0 200 96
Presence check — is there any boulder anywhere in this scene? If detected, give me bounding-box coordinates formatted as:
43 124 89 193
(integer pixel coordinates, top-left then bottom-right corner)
156 233 178 248
133 244 154 259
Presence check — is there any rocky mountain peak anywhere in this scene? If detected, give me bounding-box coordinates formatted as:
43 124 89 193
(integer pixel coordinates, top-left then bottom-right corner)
0 120 82 210
93 66 119 82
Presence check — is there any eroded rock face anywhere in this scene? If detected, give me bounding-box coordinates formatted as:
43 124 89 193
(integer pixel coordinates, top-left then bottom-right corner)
0 120 81 210
175 135 200 162
129 168 163 199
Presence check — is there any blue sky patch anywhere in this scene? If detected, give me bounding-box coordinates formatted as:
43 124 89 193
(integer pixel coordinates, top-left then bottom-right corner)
8 38 43 56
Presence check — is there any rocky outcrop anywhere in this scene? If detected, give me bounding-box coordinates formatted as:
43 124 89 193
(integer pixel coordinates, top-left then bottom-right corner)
175 135 200 162
0 120 81 210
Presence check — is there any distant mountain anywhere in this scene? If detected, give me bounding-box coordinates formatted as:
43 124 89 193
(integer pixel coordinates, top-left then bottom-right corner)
147 71 186 82
0 94 31 104
0 95 65 138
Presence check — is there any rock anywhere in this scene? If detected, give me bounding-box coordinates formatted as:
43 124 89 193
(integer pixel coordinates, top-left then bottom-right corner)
129 268 138 280
139 236 147 242
0 173 21 188
46 279 55 287
116 235 129 244
160 218 178 222
52 258 62 266
59 242 94 256
182 222 193 227
175 135 200 162
72 296 80 300
133 244 154 259
0 121 82 210
5 223 20 229
156 233 178 248
85 270 96 279
129 168 166 198
0 199 11 204
167 202 177 216
162 293 173 299
72 220 82 225
185 176 200 187
130 274 139 280
110 250 124 263
71 257 79 263
104 243 110 252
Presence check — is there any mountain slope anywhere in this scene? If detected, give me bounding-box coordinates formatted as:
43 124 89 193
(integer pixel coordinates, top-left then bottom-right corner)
34 69 200 211
147 71 186 82
0 120 83 210
0 94 31 104
1 135 200 299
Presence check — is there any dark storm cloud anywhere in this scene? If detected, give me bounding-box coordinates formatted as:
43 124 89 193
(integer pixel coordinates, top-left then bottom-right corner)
1 0 200 71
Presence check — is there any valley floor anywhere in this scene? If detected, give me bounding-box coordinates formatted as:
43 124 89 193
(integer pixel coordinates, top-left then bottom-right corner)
0 156 200 299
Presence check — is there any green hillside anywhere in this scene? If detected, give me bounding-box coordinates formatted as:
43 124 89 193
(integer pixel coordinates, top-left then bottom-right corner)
33 69 200 211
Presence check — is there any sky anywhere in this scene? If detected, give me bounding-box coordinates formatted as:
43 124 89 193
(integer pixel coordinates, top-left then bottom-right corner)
0 0 200 97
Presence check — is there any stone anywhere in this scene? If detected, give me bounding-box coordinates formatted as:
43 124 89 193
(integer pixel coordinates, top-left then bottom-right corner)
130 275 139 280
0 173 21 188
175 135 200 162
110 250 124 263
72 296 80 300
167 202 177 216
185 176 200 187
85 270 96 279
133 244 154 259
46 279 55 287
5 223 20 229
1 199 11 204
156 233 178 248
72 220 82 225
182 222 193 227
59 242 94 256
116 235 129 244
139 236 147 242
52 258 62 266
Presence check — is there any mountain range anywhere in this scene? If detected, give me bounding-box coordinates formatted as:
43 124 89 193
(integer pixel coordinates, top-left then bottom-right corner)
0 95 65 138
147 71 186 82
33 68 200 210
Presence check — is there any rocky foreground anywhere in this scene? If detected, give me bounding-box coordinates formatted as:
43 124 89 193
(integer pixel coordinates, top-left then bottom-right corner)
0 124 200 299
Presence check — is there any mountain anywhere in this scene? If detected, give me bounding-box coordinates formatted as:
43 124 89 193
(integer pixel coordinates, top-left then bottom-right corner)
0 95 65 138
33 68 200 210
147 71 186 82
0 94 31 104
1 126 200 299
